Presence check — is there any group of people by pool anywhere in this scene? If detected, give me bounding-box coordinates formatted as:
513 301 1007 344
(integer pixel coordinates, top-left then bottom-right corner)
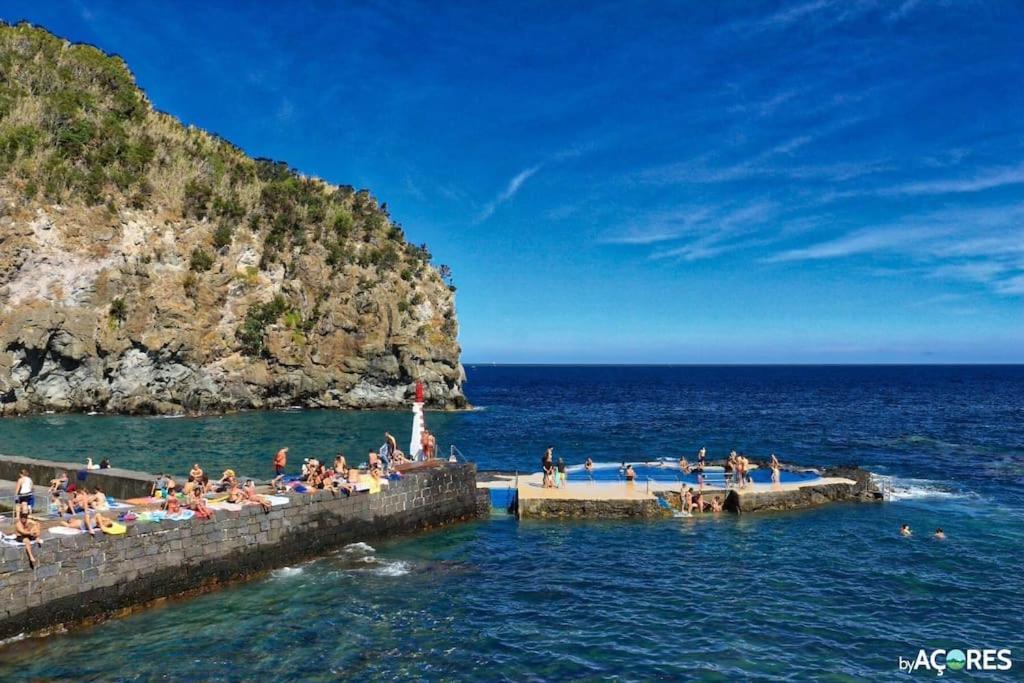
540 446 784 492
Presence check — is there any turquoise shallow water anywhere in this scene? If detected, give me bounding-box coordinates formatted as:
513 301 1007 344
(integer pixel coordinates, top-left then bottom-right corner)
0 366 1022 680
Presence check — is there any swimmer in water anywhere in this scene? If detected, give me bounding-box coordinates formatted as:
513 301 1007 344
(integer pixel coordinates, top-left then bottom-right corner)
933 528 946 540
900 524 912 537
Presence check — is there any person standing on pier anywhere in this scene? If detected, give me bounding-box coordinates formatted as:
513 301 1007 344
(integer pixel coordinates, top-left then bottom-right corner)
542 448 555 488
770 454 781 487
15 469 34 515
272 447 288 492
556 458 567 488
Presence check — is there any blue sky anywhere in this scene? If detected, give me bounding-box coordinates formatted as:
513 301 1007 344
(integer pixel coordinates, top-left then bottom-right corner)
6 1 1023 362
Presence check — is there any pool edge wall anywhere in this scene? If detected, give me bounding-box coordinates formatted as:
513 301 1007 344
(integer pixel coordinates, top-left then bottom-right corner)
0 463 484 641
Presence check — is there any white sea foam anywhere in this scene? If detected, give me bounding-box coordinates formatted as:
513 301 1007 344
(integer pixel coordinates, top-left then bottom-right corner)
271 566 304 578
884 477 964 501
0 632 26 647
342 542 375 554
372 560 411 577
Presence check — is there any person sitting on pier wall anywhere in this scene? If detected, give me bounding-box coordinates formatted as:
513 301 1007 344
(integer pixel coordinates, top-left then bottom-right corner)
334 453 347 476
391 448 409 466
15 509 42 567
163 494 182 515
90 487 109 511
678 457 691 474
188 463 204 485
226 480 245 504
624 464 636 485
49 471 69 495
216 469 237 493
188 486 213 519
59 488 95 528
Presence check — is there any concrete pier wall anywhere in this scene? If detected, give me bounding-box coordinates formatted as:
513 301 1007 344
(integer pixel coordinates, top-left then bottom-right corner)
0 463 483 640
0 454 155 501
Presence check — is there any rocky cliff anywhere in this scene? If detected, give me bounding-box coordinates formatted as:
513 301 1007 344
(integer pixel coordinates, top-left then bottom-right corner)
0 23 466 415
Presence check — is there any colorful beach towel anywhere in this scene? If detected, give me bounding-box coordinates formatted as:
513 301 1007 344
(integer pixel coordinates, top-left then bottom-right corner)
136 511 166 523
165 510 195 521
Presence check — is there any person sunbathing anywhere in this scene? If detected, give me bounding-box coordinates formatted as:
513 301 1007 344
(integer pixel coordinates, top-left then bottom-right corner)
63 512 115 533
226 481 244 504
242 480 271 513
188 487 213 519
189 463 204 483
163 495 182 515
60 488 92 519
91 488 109 511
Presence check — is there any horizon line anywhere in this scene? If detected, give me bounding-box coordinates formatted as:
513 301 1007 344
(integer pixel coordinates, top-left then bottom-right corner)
461 362 1024 367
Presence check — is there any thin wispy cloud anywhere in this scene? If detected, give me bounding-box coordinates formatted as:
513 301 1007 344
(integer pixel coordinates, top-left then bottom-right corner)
878 163 1024 197
475 165 541 223
763 202 1024 296
764 225 947 263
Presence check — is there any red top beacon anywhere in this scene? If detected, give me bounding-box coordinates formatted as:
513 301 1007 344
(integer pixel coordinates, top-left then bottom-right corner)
415 381 424 403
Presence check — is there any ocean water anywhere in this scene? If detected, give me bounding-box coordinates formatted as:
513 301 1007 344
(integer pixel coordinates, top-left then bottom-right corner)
1 365 1022 680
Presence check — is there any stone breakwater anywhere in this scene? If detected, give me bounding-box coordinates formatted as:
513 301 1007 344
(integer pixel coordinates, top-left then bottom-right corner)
0 463 488 640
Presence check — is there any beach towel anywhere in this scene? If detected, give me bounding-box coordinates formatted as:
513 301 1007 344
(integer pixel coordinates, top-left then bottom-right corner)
103 522 127 535
208 501 242 512
137 511 166 523
265 495 290 507
125 497 160 506
165 510 195 521
47 526 85 536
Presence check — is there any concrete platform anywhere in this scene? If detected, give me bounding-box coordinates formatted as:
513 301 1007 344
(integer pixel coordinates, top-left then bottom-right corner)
480 468 871 519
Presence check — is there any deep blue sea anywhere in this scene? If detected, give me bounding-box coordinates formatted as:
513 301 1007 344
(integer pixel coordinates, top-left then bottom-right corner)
1 365 1022 680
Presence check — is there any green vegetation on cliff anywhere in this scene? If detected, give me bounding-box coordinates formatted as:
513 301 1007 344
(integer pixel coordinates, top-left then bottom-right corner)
0 22 464 414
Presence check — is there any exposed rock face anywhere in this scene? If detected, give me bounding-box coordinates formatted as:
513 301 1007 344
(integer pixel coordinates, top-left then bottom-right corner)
0 200 466 415
0 24 466 415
